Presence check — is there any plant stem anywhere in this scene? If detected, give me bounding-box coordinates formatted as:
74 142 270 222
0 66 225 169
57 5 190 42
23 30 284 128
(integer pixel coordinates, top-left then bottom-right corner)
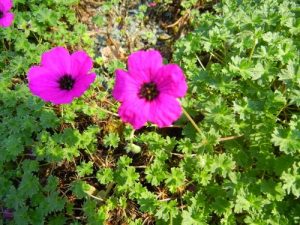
61 105 64 118
210 52 225 64
170 213 173 225
219 135 243 142
196 54 206 70
87 193 104 202
249 39 257 60
182 108 243 142
182 108 201 134
104 182 114 199
129 129 135 145
99 107 119 117
87 183 114 202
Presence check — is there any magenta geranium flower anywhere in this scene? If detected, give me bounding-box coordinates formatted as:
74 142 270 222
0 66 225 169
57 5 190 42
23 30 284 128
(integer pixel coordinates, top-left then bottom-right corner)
0 0 14 27
113 50 188 129
28 47 96 104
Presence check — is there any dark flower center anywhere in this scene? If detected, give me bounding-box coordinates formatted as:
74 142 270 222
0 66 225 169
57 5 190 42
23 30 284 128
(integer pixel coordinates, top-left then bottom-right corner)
58 75 75 90
0 11 4 19
138 82 159 101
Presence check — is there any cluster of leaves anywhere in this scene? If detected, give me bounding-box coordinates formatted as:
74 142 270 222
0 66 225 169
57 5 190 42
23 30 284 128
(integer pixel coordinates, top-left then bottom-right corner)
173 0 300 223
0 0 98 224
1 0 300 224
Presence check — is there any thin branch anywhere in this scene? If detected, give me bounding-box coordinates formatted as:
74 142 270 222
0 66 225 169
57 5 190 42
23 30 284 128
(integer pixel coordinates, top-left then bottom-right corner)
182 108 202 134
196 54 206 70
218 135 243 142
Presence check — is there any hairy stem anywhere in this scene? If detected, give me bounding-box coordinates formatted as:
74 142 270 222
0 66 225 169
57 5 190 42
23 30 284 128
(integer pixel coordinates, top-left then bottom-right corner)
182 108 202 134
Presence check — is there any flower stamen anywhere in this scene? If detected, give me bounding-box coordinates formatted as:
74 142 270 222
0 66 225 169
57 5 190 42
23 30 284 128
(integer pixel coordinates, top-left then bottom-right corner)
58 75 75 90
138 82 159 101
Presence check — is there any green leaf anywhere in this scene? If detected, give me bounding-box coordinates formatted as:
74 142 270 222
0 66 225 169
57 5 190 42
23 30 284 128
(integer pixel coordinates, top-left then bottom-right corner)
281 162 300 197
96 168 114 185
155 200 179 222
182 210 208 225
39 110 59 129
272 117 300 155
48 215 67 225
165 168 186 193
76 161 94 177
115 167 139 192
22 160 39 174
18 174 40 198
71 180 94 199
44 176 59 193
145 160 167 186
103 132 120 148
39 191 66 215
137 191 158 214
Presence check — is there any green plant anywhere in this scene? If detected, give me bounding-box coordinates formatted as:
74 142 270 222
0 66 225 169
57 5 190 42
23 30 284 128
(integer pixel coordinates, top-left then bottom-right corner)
1 0 299 224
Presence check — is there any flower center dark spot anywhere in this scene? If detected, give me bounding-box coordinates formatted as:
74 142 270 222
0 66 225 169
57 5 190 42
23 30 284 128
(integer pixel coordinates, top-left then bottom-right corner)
138 82 159 101
58 75 75 91
0 11 4 19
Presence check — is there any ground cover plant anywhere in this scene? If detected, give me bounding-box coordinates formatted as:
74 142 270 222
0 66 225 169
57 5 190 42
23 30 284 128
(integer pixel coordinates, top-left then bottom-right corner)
0 0 300 224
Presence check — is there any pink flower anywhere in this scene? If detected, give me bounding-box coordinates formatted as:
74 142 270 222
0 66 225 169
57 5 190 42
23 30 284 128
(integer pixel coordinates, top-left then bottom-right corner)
148 2 157 7
28 47 96 104
0 0 14 27
113 50 187 129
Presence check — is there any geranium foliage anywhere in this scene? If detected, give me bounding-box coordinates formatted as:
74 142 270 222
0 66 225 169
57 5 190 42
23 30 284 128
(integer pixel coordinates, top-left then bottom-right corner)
1 0 299 224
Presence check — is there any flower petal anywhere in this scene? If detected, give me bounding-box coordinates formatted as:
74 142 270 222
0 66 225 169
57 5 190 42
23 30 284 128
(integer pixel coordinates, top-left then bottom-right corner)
128 50 163 82
112 69 140 102
0 0 13 11
153 64 188 98
27 66 63 102
70 50 93 77
0 12 13 27
50 93 74 104
28 66 59 89
27 66 74 104
118 98 150 129
30 83 74 104
149 94 182 127
70 72 96 98
41 47 71 75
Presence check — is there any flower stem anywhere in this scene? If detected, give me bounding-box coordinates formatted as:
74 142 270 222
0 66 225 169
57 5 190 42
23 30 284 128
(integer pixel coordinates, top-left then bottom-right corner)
182 108 201 134
61 105 64 118
99 107 119 117
129 129 135 145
